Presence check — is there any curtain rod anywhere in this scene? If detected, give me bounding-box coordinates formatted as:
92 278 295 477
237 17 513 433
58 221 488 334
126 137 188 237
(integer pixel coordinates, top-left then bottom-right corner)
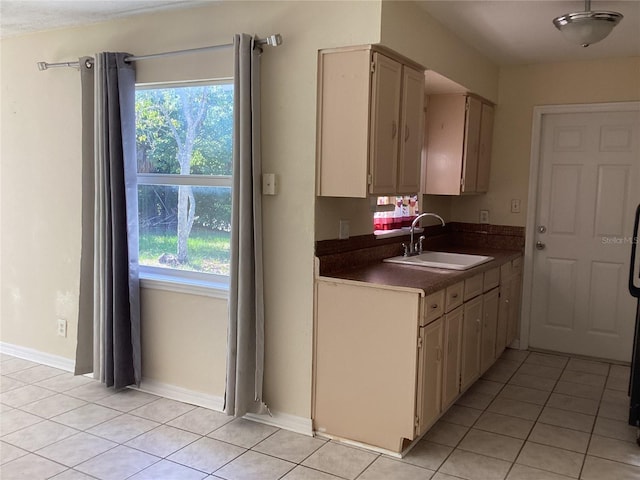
37 34 282 71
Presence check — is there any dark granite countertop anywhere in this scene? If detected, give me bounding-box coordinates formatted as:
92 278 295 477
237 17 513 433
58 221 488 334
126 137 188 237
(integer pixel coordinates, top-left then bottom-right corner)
318 247 522 296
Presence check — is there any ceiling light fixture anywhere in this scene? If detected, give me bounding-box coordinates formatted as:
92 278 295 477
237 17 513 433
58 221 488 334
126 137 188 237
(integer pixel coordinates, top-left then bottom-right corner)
553 0 623 47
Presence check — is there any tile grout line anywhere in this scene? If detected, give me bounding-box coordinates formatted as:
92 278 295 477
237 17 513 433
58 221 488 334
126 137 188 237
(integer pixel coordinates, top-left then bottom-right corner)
576 362 610 479
433 350 529 478
3 353 636 480
486 350 533 480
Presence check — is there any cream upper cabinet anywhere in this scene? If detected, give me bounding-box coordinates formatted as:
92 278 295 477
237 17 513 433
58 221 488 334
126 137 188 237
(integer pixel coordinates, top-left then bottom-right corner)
369 53 402 194
423 94 494 195
396 65 425 194
316 46 425 198
476 102 495 193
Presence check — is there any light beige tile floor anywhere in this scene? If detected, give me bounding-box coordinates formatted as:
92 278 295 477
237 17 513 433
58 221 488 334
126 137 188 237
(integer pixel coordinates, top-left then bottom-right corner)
1 349 639 480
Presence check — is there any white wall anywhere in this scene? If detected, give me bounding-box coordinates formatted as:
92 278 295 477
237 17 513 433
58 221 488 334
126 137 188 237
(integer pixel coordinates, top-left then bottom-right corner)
0 0 382 419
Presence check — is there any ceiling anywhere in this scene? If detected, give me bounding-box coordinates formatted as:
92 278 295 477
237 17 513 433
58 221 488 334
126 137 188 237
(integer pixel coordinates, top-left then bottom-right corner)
417 1 640 65
1 1 639 66
0 0 207 38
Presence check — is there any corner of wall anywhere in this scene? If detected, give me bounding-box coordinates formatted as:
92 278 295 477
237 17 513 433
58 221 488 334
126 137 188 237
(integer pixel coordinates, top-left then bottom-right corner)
379 0 499 103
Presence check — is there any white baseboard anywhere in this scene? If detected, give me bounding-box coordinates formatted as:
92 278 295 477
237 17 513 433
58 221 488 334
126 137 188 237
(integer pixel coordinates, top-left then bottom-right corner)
134 378 225 412
1 342 313 437
244 411 313 436
136 378 312 436
0 342 75 372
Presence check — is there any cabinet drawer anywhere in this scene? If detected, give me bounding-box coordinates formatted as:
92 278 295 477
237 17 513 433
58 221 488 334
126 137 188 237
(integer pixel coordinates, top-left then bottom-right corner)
445 282 464 312
424 290 445 326
483 267 500 292
464 273 484 301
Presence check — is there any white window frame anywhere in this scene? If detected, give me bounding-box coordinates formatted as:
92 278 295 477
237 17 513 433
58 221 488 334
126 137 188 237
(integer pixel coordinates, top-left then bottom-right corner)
135 79 233 296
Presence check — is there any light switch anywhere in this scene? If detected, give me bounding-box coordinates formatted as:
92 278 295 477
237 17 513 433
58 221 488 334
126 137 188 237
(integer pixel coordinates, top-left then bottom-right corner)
262 173 277 195
511 199 521 213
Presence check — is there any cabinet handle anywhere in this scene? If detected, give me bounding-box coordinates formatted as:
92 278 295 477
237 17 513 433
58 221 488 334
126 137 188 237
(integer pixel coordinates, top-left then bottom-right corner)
436 347 442 362
405 125 410 141
391 121 397 139
451 293 459 299
431 304 439 309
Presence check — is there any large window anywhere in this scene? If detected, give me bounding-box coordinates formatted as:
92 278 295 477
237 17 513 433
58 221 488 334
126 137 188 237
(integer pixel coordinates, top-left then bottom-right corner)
135 81 233 285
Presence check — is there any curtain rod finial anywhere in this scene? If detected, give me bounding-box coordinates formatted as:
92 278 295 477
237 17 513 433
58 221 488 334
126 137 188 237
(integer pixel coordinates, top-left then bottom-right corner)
266 34 282 47
37 61 48 71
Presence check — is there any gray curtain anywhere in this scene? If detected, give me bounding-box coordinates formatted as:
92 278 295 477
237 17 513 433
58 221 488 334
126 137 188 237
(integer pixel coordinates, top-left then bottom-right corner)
76 53 141 389
225 34 268 417
76 57 96 376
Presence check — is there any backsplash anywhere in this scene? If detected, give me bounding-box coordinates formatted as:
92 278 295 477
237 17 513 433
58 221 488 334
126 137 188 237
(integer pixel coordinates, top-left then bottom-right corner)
448 222 526 250
316 222 525 275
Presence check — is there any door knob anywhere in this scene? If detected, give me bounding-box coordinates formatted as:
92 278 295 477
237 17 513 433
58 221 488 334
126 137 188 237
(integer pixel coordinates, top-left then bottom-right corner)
536 241 546 250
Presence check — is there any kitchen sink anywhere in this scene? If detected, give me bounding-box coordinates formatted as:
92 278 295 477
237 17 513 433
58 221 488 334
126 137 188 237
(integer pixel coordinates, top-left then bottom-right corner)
383 251 494 270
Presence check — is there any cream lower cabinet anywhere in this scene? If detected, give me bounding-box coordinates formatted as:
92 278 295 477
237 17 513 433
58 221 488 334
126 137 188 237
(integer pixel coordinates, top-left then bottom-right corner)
314 280 426 452
416 317 443 437
496 279 510 358
497 256 523 352
441 306 463 409
507 257 523 346
314 257 523 454
460 296 483 391
480 288 499 373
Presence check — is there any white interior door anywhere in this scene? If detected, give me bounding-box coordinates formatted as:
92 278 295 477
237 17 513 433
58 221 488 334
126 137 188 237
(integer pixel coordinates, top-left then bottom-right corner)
529 107 640 362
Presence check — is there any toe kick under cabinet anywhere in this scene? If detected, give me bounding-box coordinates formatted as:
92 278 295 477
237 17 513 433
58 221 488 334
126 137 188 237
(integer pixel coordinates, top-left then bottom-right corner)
313 256 522 455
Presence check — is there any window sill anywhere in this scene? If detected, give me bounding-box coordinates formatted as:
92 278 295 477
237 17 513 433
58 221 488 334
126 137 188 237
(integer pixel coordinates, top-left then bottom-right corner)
139 272 229 299
374 227 423 239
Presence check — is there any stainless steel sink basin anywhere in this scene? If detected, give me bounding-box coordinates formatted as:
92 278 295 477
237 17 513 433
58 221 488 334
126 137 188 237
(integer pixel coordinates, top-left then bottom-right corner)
383 251 494 270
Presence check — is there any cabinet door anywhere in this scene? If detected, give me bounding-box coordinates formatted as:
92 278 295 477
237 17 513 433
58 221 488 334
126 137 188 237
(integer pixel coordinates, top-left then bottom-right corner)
442 306 463 409
316 48 372 197
476 103 494 193
369 53 402 195
496 280 510 357
417 317 443 436
423 95 466 195
461 296 483 391
461 96 482 193
480 288 499 373
397 66 425 194
506 273 522 346
314 281 421 452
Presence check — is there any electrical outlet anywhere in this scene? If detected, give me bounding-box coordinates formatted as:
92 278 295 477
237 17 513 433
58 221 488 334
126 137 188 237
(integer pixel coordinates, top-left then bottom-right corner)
57 319 67 337
511 199 521 213
339 220 350 240
479 210 490 224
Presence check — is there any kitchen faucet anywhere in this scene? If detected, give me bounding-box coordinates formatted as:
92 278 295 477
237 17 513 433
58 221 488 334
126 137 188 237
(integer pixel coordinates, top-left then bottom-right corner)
403 212 446 257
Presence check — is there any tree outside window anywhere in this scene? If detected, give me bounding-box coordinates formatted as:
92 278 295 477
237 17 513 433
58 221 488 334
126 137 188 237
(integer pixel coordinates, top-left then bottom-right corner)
135 82 233 280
